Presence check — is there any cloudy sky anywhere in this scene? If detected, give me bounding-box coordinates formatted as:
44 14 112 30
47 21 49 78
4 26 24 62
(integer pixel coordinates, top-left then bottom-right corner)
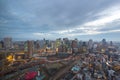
0 0 120 41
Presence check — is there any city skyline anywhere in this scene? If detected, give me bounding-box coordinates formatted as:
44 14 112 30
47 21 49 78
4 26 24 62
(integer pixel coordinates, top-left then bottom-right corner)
0 0 120 41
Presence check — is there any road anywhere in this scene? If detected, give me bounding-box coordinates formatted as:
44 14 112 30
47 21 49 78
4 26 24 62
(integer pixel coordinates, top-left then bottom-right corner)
49 60 78 80
0 54 80 80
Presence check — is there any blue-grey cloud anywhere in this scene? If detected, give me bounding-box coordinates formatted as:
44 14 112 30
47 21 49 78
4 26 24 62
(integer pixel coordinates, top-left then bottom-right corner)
0 0 120 41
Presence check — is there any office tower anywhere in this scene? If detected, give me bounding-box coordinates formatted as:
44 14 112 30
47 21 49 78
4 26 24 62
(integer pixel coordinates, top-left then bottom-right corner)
40 39 44 49
0 41 4 49
3 37 12 49
110 41 113 46
27 40 34 57
88 39 93 49
88 39 93 53
82 42 87 53
34 40 40 50
55 38 62 48
72 40 78 48
71 40 78 53
24 41 28 52
102 38 107 46
101 39 108 52
63 38 70 48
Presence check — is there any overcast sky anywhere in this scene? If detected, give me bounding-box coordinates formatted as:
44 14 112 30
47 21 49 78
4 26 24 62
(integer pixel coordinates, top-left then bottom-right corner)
0 0 120 41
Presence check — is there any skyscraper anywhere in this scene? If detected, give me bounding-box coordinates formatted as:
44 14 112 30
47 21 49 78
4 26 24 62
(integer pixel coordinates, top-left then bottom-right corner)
34 40 40 50
71 40 78 53
102 39 107 46
110 41 113 46
88 39 93 53
27 40 34 57
0 40 4 49
3 37 12 49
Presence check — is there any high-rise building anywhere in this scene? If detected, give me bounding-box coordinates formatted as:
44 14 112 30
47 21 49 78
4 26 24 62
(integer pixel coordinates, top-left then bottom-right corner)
40 39 45 49
3 37 12 49
82 42 87 52
71 40 78 53
34 40 40 50
13 41 19 49
78 41 83 47
55 38 62 48
45 40 50 48
88 39 93 53
110 41 113 46
101 39 108 52
24 41 28 52
93 42 99 51
71 40 78 48
102 39 107 46
27 40 34 57
0 40 4 49
63 38 70 47
19 41 25 50
88 39 93 49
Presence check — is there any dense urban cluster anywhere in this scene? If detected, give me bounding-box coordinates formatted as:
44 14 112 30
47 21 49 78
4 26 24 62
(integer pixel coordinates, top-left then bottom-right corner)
0 37 120 80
